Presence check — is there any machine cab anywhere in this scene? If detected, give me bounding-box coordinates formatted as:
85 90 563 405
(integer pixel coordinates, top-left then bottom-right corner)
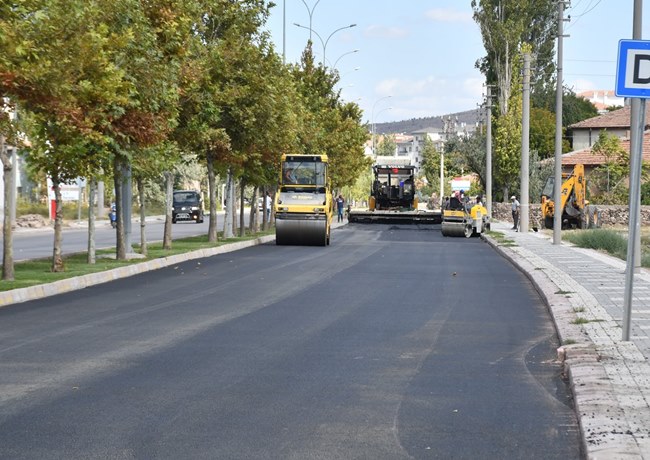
280 155 328 192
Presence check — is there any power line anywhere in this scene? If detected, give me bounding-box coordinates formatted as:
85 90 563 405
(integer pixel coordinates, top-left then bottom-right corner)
566 59 615 63
566 0 603 31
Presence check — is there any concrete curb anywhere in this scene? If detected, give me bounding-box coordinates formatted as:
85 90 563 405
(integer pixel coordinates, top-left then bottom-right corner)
0 234 276 308
482 232 644 459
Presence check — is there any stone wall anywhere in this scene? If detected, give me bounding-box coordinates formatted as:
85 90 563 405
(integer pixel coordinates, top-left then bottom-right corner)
490 202 650 227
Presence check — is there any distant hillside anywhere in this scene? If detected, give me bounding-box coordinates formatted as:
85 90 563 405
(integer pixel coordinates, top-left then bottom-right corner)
372 109 480 135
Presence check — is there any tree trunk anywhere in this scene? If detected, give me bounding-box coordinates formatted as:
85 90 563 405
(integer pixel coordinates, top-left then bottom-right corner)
207 152 218 243
138 176 147 256
223 169 234 238
230 176 237 237
163 171 173 250
0 135 14 280
261 185 268 232
87 178 96 264
113 155 126 260
239 179 246 237
249 186 258 234
51 175 65 272
268 189 275 229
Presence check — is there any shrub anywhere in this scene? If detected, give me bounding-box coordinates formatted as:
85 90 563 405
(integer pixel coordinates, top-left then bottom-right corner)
564 229 627 259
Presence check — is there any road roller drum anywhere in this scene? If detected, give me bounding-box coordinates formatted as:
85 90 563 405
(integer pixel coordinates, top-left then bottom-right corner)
276 216 328 246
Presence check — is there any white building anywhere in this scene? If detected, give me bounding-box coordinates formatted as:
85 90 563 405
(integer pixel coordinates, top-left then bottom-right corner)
577 90 624 113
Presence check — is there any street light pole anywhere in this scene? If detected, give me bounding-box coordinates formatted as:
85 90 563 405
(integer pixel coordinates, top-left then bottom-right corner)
323 24 356 64
333 49 359 69
294 22 325 59
294 23 356 65
300 0 322 42
339 66 360 80
282 0 286 64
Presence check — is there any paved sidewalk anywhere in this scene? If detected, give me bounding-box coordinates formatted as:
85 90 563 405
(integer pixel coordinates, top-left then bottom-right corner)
485 221 650 459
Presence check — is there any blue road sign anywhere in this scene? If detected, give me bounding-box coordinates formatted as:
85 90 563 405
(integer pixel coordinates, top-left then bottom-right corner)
616 39 650 98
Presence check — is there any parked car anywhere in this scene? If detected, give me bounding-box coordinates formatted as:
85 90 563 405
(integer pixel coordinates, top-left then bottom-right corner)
172 190 204 224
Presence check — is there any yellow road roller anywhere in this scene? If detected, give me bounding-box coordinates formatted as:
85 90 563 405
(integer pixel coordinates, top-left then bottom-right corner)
441 196 489 238
275 154 332 246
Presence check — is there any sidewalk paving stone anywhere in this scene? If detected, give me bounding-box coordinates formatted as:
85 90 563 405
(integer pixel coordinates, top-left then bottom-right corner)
485 221 650 459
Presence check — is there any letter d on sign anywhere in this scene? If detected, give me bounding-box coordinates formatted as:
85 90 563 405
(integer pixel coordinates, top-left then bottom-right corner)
634 54 650 84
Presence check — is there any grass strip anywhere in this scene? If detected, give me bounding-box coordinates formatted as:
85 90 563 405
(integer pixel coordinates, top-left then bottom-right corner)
0 230 274 292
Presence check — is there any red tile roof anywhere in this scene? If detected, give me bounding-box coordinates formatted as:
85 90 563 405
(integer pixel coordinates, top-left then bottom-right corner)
569 104 650 129
561 131 650 166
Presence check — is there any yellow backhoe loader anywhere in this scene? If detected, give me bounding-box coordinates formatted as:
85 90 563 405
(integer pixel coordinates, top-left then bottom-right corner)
541 164 600 229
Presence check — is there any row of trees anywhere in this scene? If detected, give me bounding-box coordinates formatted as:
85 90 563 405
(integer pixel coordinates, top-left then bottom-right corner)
419 0 601 203
0 0 369 279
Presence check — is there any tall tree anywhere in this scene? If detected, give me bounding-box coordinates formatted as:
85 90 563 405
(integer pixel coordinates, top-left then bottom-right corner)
472 0 556 114
1 0 194 265
529 107 570 158
290 44 369 190
589 130 629 204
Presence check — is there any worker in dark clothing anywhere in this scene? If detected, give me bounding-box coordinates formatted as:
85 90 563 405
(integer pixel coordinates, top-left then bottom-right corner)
336 195 345 222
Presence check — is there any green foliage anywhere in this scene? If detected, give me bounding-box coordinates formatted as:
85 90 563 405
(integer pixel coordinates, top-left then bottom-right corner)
588 131 629 204
472 0 557 112
533 86 599 134
563 229 628 261
290 43 369 189
530 107 569 158
641 181 650 206
445 132 487 191
492 70 523 199
419 136 440 187
561 91 600 128
342 167 373 205
530 149 553 201
376 134 397 156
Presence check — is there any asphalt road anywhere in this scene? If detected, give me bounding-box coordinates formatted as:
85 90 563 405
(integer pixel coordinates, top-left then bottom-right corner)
0 223 582 459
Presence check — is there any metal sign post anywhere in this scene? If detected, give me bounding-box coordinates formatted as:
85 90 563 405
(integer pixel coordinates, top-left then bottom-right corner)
615 39 650 341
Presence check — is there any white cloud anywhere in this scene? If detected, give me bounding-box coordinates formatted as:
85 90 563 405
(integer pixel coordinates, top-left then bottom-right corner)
370 75 484 120
425 8 472 24
364 25 409 39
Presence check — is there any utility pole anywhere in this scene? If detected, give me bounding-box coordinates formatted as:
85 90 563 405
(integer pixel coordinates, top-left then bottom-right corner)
553 0 570 244
486 85 495 220
520 53 531 234
440 116 457 203
623 0 644 341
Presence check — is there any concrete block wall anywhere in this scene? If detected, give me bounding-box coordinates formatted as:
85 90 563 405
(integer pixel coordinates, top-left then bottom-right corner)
490 203 650 227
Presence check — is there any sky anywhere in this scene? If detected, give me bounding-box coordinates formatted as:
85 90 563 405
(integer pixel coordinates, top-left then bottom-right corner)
264 0 650 125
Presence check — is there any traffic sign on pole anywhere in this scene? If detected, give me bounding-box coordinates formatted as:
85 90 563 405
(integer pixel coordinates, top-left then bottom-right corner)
616 38 649 340
616 39 650 98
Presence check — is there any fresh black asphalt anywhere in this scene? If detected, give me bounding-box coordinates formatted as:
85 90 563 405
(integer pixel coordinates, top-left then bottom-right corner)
0 223 582 459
